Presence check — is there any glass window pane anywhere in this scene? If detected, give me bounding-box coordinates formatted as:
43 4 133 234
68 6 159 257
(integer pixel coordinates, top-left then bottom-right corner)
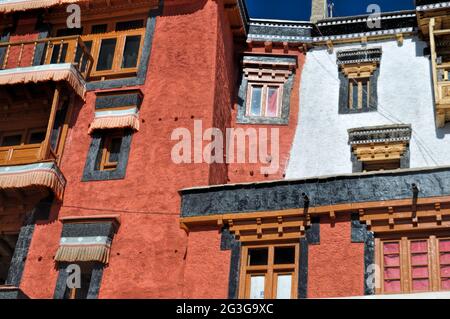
274 247 295 265
96 38 117 71
266 87 279 117
109 137 122 163
248 248 268 266
250 276 265 299
1 134 22 146
250 86 262 116
122 36 141 68
116 20 144 31
28 131 46 144
276 275 292 299
75 41 92 73
91 24 108 34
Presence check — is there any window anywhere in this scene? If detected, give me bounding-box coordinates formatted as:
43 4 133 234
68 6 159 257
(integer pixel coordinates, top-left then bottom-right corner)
0 234 19 285
337 48 381 114
378 235 450 294
91 24 108 34
0 128 47 147
122 35 141 69
115 20 144 31
54 18 146 80
96 132 123 171
362 159 401 172
1 133 23 147
349 77 370 110
27 130 46 145
63 263 97 300
96 38 117 71
239 244 299 299
247 84 282 118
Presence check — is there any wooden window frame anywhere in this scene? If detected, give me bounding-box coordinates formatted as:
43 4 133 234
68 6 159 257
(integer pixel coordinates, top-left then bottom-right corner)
0 127 47 147
54 18 146 81
0 131 25 147
239 242 299 299
63 262 96 300
348 77 370 110
246 83 283 119
377 234 450 295
97 132 123 172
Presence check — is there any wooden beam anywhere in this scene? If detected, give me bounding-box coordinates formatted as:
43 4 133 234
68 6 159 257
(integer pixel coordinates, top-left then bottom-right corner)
41 85 61 160
430 18 440 107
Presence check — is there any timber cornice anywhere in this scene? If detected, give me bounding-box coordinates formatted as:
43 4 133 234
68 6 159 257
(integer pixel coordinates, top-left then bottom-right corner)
180 165 450 236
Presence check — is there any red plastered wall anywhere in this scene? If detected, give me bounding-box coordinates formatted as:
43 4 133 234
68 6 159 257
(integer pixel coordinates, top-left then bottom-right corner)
6 17 39 68
228 47 305 184
308 216 365 298
183 226 231 299
20 0 236 298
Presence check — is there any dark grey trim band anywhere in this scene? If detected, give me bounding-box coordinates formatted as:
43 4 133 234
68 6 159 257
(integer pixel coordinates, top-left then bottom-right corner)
221 228 241 299
82 129 133 182
95 90 143 110
86 0 163 91
181 166 450 217
0 287 29 299
351 213 375 295
61 222 116 239
306 217 320 245
4 196 52 287
298 238 308 299
351 213 366 243
5 224 34 287
6 195 53 287
364 231 375 295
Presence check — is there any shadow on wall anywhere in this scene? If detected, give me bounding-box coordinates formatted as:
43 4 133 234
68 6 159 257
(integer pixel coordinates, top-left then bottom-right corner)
163 0 208 17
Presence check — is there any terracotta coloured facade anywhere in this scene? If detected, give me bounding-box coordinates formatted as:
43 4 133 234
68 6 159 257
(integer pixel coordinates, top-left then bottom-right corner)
0 0 450 300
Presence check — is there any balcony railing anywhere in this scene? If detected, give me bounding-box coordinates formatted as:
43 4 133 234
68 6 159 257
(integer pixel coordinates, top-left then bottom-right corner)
0 143 57 166
0 35 94 80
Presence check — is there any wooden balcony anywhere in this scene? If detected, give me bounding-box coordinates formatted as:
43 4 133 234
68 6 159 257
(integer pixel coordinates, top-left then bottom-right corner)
0 143 57 167
0 35 93 80
427 18 450 127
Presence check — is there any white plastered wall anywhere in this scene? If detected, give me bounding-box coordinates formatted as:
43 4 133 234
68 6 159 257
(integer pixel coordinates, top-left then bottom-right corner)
286 37 450 179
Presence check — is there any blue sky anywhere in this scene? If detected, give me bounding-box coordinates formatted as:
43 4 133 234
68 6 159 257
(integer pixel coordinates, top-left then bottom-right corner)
245 0 415 21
